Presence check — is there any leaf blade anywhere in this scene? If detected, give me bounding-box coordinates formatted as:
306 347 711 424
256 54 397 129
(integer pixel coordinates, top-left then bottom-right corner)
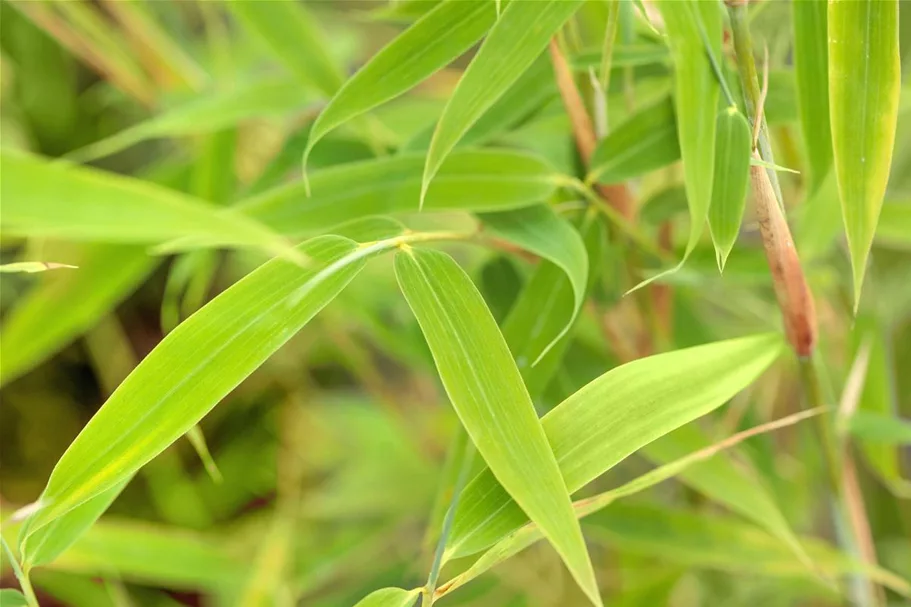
708 107 752 271
394 247 601 606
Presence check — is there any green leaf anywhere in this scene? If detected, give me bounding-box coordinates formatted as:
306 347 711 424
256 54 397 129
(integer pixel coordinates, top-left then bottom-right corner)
828 0 901 310
239 150 558 237
0 589 28 607
394 247 601 606
587 95 679 184
66 77 313 163
584 503 910 596
0 150 296 259
502 212 605 397
793 0 832 194
571 44 671 73
708 107 752 271
305 0 497 166
647 0 722 282
849 317 911 497
21 479 129 568
0 244 155 386
435 408 822 600
228 1 343 96
421 0 585 206
19 236 370 542
47 520 246 590
446 333 783 559
641 422 812 568
480 205 588 364
0 261 76 273
353 587 421 607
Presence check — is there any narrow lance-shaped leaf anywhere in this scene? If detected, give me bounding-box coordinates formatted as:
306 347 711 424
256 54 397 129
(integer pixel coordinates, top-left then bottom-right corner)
708 106 752 271
587 95 680 185
239 150 559 237
828 0 901 310
480 205 588 364
793 0 832 194
394 247 601 606
435 408 823 600
643 0 722 286
353 588 421 607
502 212 604 397
421 0 586 206
0 244 155 387
446 333 784 559
228 1 343 96
0 261 76 273
0 150 296 260
19 236 370 541
304 0 497 169
67 77 314 164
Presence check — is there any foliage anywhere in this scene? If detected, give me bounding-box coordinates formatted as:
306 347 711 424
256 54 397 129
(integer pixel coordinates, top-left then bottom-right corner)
1 1 909 606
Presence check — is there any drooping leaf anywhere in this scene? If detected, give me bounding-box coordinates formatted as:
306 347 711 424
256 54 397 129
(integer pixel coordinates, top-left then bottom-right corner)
435 408 822 600
793 0 832 194
587 95 680 185
648 0 722 281
394 247 601 606
228 1 343 96
421 0 585 205
708 107 752 271
828 0 901 309
0 150 295 259
240 150 559 237
353 587 421 607
67 77 314 163
0 244 155 386
480 205 588 364
19 236 370 541
446 333 784 559
502 212 605 396
305 0 497 165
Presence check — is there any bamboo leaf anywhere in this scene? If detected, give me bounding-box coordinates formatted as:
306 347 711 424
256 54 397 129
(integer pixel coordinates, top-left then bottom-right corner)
67 77 314 163
240 150 558 237
19 236 370 543
305 0 497 166
480 205 588 364
0 244 155 387
828 0 901 310
646 0 722 283
435 409 822 599
0 589 28 607
421 0 585 206
849 412 911 447
353 587 421 607
502 212 605 397
394 247 601 606
446 333 784 559
0 150 297 259
708 107 752 271
0 261 76 273
793 0 832 194
228 0 343 96
587 95 680 185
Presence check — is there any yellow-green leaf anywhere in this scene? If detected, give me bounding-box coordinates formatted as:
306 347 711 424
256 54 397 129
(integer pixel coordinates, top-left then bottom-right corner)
421 0 585 206
708 107 752 271
394 247 601 606
793 0 832 194
828 0 901 310
446 333 783 559
353 587 421 607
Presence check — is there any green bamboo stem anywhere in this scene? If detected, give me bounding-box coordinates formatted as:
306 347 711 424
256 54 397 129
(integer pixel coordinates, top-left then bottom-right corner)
726 1 785 209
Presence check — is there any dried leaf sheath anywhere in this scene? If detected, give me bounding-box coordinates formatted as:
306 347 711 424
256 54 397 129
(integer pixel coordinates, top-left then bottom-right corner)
750 158 816 357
